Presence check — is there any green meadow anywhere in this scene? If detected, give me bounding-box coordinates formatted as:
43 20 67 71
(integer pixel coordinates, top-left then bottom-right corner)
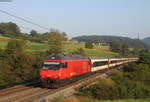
0 36 117 57
64 42 117 57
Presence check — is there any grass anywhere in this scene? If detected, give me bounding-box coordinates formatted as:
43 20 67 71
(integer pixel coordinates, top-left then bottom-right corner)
0 36 9 49
26 41 47 53
0 36 118 57
49 96 150 102
96 99 150 102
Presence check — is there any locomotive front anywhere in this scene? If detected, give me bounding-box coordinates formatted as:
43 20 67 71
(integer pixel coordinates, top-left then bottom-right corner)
40 60 67 88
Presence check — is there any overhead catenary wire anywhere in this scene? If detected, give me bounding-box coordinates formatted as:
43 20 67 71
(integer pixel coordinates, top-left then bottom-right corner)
0 9 74 38
0 9 50 30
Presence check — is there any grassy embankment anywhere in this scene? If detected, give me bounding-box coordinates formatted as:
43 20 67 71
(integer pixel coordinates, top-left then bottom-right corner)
97 99 150 102
50 96 150 102
0 36 117 57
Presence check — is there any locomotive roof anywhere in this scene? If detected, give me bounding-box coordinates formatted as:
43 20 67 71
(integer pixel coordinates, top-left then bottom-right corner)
47 54 90 60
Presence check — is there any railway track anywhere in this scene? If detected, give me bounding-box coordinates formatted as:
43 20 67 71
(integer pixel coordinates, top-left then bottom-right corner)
0 81 39 96
0 69 112 102
0 81 42 102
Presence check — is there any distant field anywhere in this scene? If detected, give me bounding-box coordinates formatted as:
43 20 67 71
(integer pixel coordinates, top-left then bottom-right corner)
64 42 117 57
0 36 117 57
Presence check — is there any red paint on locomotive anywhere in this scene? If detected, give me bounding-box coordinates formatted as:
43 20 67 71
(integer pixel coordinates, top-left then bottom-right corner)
39 54 91 87
40 60 91 79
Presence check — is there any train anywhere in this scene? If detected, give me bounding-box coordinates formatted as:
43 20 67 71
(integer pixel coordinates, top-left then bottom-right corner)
39 54 138 88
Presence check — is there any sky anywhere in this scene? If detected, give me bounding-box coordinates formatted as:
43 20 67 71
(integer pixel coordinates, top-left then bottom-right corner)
0 0 150 39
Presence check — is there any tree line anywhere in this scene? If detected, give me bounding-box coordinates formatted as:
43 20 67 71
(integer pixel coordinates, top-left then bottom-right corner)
0 22 68 43
72 35 149 49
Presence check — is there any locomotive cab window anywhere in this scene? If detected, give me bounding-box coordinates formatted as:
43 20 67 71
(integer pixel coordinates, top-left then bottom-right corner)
60 63 67 68
43 62 67 70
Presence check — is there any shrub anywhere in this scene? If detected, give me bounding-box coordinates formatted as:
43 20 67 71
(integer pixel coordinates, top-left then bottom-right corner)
0 39 38 88
79 65 150 100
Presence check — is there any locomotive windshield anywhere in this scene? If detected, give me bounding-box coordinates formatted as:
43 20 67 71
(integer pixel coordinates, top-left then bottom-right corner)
43 62 67 70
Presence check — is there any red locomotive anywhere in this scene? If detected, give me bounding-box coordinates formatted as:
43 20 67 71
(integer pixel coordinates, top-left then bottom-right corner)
40 54 138 88
40 54 91 88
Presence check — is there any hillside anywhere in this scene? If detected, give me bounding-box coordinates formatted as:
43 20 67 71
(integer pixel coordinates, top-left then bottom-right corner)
0 36 117 58
142 37 150 45
0 36 47 52
72 35 148 48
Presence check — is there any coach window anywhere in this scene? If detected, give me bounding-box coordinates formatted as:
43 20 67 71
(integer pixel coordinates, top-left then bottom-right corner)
93 61 108 67
111 61 118 63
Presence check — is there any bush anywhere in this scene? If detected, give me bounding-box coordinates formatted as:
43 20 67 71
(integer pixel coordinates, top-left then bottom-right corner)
138 50 150 67
0 39 38 88
80 78 118 100
79 63 150 100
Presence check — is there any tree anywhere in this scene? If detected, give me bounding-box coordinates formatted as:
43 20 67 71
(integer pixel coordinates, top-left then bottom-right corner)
110 41 129 56
62 32 68 41
30 30 38 37
0 25 4 34
85 42 93 49
0 22 21 37
109 40 122 53
130 48 141 57
5 39 35 79
0 39 36 87
47 30 64 54
138 50 150 67
121 44 129 56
